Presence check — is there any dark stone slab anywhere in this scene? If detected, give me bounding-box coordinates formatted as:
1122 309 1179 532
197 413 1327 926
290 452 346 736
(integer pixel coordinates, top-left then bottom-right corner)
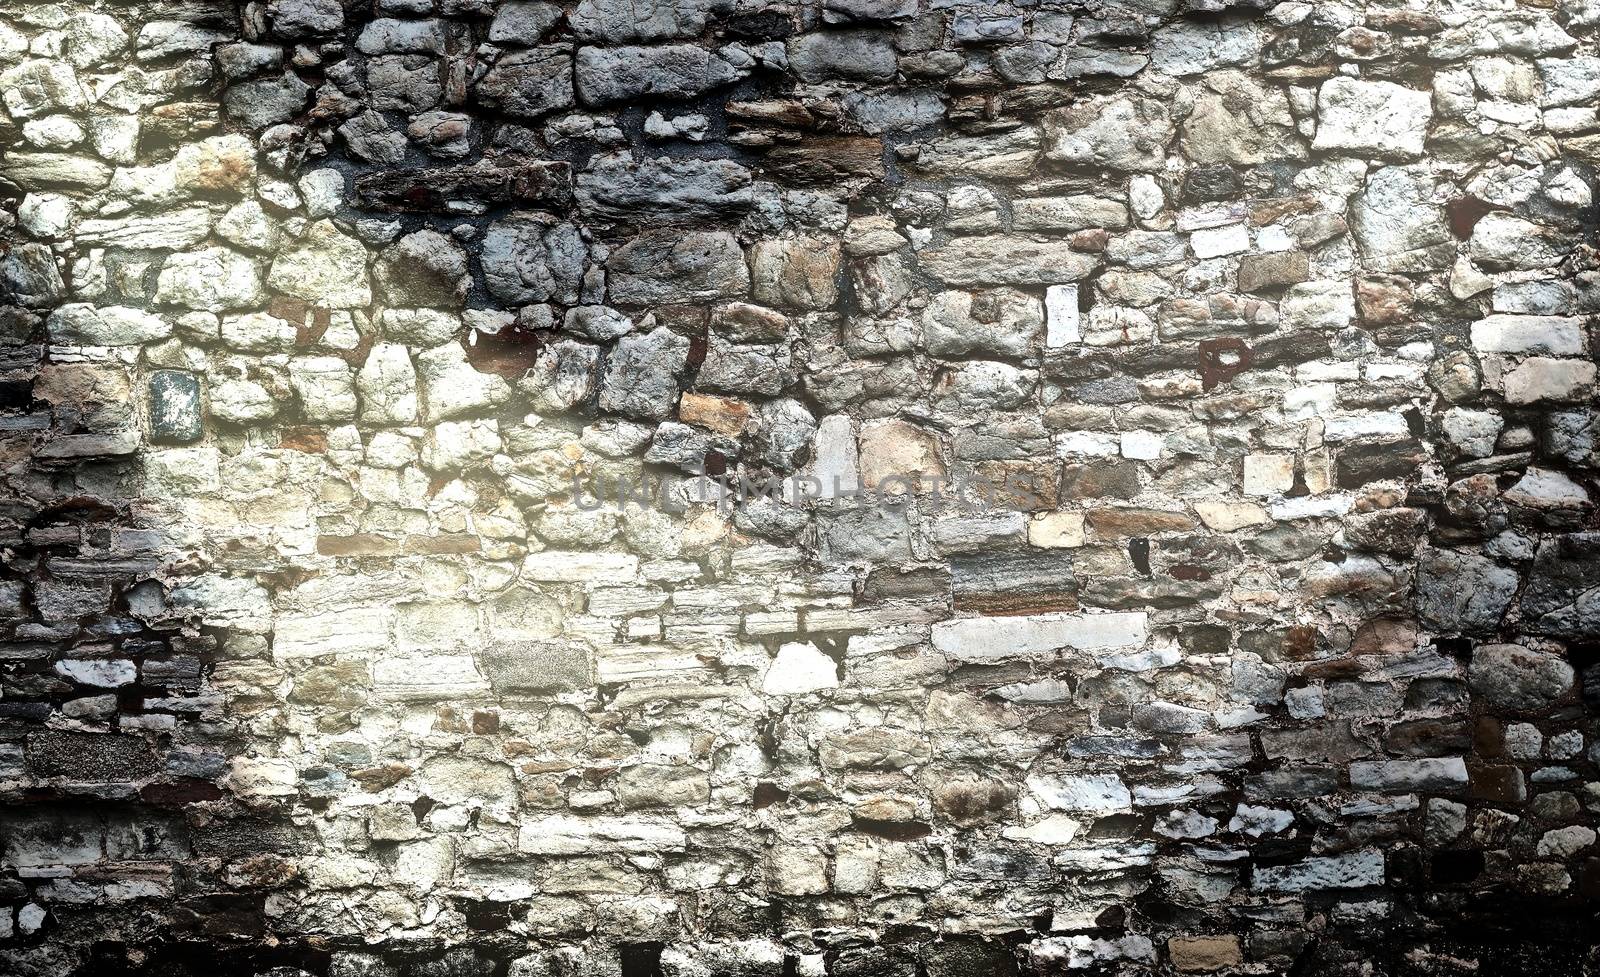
353 161 573 213
149 370 203 444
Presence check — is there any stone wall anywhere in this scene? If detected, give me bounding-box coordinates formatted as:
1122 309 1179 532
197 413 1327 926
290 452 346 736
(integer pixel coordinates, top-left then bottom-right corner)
3 0 1600 973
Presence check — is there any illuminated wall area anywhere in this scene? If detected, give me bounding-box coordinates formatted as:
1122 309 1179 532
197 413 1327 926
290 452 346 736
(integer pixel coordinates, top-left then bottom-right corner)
2 0 1599 974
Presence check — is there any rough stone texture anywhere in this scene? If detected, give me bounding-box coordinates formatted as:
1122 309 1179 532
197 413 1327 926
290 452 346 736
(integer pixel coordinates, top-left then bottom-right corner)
4 1 1600 975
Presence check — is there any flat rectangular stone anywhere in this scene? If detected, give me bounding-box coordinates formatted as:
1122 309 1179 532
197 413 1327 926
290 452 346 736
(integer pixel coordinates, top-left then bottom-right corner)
1321 411 1411 442
372 654 490 700
1349 758 1469 792
77 208 212 250
1013 194 1129 231
760 136 885 184
34 432 140 459
0 811 107 869
1471 314 1585 356
743 610 801 635
522 551 639 583
2 152 112 190
920 235 1099 287
1046 284 1081 346
273 608 393 661
1504 357 1597 404
800 604 942 632
594 645 714 683
353 162 573 213
1252 849 1385 892
931 611 1148 661
477 639 593 693
517 815 687 854
1027 771 1133 813
951 551 1078 614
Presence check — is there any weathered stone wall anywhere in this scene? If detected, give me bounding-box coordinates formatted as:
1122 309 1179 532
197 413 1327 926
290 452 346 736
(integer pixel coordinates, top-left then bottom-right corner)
3 0 1600 973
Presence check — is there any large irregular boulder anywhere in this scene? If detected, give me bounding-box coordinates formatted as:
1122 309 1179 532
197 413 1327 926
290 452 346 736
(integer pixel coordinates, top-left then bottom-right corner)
1469 644 1575 711
1351 167 1452 273
156 247 266 312
222 72 312 128
475 46 575 118
0 60 85 118
597 326 691 420
267 0 345 37
375 230 470 308
921 288 1043 358
750 237 841 310
480 215 586 305
1521 533 1600 636
2 242 66 308
1182 70 1301 165
606 230 749 305
267 220 372 308
788 30 898 83
1044 94 1174 172
1416 547 1518 633
1313 77 1433 159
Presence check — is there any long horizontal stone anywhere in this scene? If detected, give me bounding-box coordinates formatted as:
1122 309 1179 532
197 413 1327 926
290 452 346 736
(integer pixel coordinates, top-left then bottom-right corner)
76 208 212 250
273 608 393 660
523 551 639 583
931 611 1148 661
371 654 490 700
919 235 1099 287
1253 849 1384 891
1349 758 1468 792
1470 314 1585 356
1027 772 1133 813
34 431 140 459
2 152 112 190
594 645 714 683
517 815 687 854
353 162 573 213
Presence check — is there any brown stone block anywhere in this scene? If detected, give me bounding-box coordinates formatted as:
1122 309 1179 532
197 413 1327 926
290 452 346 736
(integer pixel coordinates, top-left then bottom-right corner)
1169 935 1244 971
1086 506 1196 537
679 392 751 437
1467 761 1527 803
317 534 402 557
403 534 481 555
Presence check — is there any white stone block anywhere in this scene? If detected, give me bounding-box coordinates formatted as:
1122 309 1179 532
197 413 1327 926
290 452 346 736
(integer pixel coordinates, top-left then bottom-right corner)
1243 453 1294 496
803 414 860 500
1119 430 1163 460
1190 222 1249 258
373 654 489 700
1029 511 1086 548
522 551 639 583
1026 772 1132 813
1055 431 1119 457
761 641 840 695
274 607 393 661
1321 411 1410 442
518 815 687 854
1045 283 1080 346
931 611 1148 661
1193 500 1270 531
1313 77 1432 157
1254 849 1385 891
1471 314 1585 356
